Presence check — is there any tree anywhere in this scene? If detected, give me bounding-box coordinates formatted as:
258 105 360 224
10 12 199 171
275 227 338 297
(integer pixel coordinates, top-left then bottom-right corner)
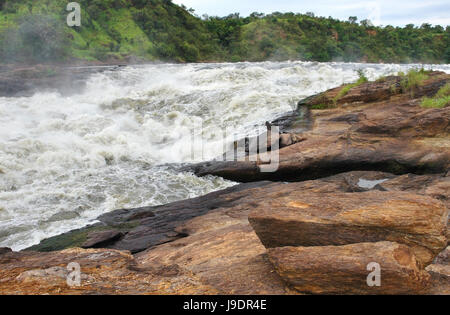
361 19 373 27
250 12 265 19
420 23 432 30
348 16 358 24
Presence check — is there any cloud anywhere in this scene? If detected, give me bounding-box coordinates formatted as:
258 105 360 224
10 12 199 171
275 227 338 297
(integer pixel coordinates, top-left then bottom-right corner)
173 0 450 26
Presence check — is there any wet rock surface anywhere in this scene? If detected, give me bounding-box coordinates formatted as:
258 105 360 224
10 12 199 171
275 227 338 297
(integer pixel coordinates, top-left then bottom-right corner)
27 181 273 254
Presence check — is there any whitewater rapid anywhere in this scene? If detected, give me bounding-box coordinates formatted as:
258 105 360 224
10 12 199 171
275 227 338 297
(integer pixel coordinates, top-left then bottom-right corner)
1 61 449 250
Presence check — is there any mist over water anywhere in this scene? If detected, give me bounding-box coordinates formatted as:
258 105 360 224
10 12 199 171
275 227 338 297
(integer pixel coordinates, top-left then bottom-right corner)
1 61 449 250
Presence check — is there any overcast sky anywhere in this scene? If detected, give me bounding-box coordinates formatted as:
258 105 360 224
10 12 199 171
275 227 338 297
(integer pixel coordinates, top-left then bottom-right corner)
173 0 450 27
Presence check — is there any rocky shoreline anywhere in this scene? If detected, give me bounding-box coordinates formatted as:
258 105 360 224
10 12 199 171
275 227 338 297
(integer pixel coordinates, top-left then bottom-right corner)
0 63 131 97
0 71 448 294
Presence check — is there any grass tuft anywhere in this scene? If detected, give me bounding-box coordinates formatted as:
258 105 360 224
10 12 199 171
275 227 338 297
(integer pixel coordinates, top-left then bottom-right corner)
333 69 368 104
421 83 450 108
400 68 430 97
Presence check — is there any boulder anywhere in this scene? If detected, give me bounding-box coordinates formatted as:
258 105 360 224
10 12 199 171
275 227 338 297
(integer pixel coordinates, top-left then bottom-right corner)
249 190 448 266
267 242 431 295
81 231 124 248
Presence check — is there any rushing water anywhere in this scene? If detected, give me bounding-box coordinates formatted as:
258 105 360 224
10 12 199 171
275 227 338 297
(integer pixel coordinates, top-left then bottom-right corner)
1 61 450 250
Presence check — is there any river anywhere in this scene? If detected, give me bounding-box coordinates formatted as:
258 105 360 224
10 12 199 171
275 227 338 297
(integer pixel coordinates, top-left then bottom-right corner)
1 61 449 250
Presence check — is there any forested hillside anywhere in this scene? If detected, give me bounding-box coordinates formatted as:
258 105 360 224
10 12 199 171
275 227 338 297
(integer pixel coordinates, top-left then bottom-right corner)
208 12 450 63
0 0 449 64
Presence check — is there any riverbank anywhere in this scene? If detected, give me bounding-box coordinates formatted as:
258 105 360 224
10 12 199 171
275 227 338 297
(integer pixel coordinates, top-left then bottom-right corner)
0 70 448 294
0 62 136 97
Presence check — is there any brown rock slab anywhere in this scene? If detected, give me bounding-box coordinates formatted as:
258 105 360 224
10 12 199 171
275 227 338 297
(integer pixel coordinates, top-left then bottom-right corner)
0 210 289 295
249 190 448 266
136 222 288 295
268 242 431 295
0 248 218 295
81 231 124 248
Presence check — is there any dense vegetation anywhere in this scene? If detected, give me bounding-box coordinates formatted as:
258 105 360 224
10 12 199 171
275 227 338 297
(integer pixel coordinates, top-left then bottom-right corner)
0 0 449 64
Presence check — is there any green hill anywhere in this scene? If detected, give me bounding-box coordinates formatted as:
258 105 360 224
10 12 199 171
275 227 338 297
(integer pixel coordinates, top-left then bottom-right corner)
0 0 222 63
207 12 450 63
0 0 449 64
